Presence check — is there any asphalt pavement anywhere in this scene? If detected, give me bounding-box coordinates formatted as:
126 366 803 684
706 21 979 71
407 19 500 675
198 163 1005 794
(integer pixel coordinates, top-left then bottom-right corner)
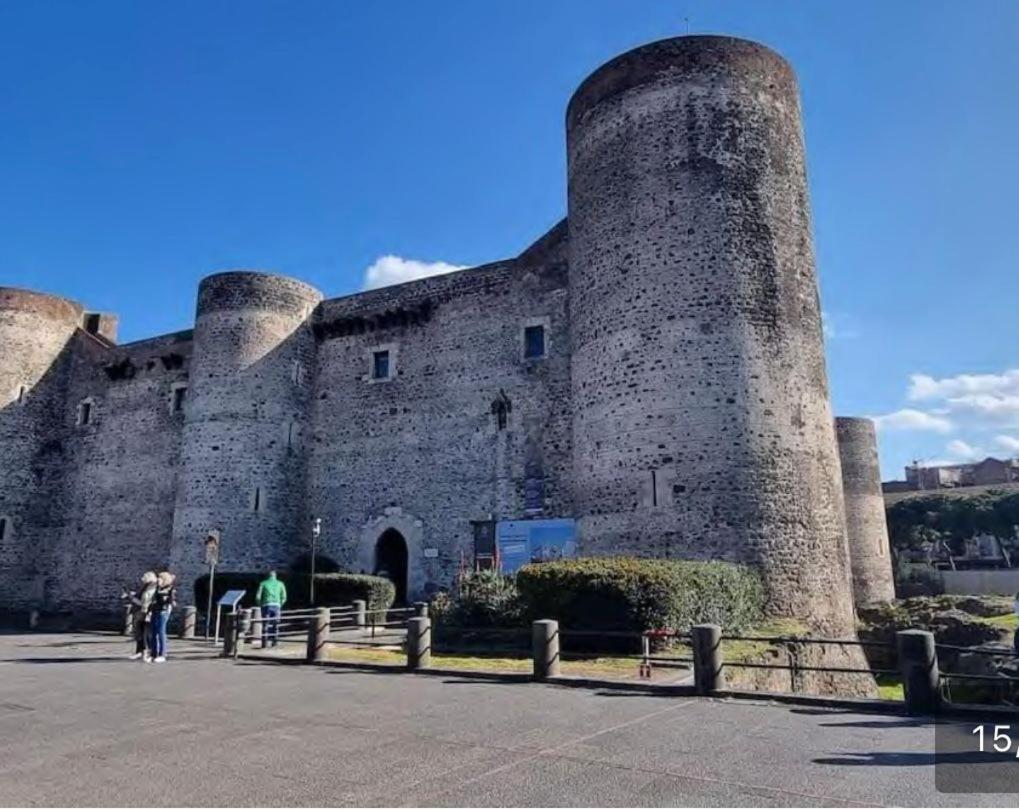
0 631 1016 807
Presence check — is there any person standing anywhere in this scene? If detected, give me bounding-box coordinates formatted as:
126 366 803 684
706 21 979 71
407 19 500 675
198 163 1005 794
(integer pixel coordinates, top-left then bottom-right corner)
127 572 157 661
255 570 287 648
149 572 177 663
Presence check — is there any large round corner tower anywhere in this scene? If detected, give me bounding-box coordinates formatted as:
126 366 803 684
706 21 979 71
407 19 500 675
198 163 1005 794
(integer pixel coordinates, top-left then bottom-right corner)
835 417 895 605
567 35 857 632
170 271 322 589
0 288 83 606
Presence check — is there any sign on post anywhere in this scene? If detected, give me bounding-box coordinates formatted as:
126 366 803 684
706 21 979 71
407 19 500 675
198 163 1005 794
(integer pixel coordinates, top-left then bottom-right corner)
203 532 220 640
214 589 246 644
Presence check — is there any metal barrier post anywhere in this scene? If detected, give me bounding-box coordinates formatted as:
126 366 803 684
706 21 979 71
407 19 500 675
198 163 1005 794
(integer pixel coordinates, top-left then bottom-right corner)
221 612 236 658
28 609 40 631
692 623 724 695
353 599 366 630
897 629 941 715
414 601 429 618
239 608 253 645
407 616 432 669
180 606 197 639
532 619 561 680
122 606 133 636
306 607 331 664
249 606 262 645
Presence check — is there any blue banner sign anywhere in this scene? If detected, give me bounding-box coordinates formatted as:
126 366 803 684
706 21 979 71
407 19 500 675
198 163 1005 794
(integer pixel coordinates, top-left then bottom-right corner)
496 518 577 573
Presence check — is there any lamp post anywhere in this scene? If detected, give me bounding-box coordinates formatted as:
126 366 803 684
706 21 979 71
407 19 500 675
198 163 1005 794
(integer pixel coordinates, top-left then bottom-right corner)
310 518 321 605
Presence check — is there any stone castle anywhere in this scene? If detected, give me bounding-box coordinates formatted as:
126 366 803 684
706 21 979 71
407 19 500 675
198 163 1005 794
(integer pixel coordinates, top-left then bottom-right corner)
0 35 894 628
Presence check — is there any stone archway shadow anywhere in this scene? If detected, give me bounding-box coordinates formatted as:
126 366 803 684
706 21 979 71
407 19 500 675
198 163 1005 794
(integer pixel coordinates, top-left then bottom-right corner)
358 508 425 602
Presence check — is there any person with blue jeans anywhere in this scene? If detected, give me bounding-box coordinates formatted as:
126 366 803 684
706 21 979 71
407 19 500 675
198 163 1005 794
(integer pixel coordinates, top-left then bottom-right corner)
149 571 177 663
256 570 287 648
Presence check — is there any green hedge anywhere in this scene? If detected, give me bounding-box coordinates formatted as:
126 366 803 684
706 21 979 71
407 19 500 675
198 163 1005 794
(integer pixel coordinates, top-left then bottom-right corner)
193 572 395 614
515 557 764 634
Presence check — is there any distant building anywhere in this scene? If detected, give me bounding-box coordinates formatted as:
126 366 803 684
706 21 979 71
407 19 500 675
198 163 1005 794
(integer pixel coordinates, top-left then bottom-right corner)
887 457 1019 492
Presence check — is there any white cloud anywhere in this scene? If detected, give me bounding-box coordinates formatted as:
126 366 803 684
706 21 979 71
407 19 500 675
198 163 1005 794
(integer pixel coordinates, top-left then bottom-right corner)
821 310 859 340
908 369 1019 402
944 393 1019 424
946 439 983 460
362 255 467 290
994 435 1019 453
872 409 953 434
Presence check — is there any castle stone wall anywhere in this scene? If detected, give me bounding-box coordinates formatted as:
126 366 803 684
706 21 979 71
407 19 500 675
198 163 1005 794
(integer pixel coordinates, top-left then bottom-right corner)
0 36 887 635
49 331 193 613
0 288 82 607
566 36 857 631
305 251 572 597
169 272 322 592
835 417 895 605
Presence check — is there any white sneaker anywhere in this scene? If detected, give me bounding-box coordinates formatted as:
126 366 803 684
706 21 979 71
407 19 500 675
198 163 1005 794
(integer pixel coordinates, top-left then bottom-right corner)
143 654 152 663
154 656 166 663
129 653 142 660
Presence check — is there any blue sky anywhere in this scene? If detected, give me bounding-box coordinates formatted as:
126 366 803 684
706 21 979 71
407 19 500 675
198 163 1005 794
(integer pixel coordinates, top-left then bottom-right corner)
1 1 1016 479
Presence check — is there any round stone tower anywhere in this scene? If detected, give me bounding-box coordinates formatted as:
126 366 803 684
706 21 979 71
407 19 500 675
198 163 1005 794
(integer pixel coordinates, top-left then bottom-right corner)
170 272 322 591
0 287 83 607
835 417 895 605
566 35 857 631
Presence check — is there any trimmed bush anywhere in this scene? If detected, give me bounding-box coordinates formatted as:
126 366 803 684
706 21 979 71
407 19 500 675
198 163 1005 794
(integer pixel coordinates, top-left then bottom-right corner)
193 572 395 614
515 557 764 634
432 569 522 627
296 573 396 615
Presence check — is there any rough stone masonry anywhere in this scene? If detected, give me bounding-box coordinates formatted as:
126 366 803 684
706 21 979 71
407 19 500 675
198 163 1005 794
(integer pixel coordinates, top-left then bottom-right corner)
0 36 893 631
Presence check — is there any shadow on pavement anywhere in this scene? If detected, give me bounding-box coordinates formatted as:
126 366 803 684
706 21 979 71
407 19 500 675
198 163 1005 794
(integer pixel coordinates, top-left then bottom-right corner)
815 750 1001 767
819 717 932 729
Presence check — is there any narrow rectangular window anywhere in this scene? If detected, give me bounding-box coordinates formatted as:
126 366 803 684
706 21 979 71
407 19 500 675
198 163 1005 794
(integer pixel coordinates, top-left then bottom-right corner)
524 325 546 359
0 517 7 541
650 470 658 507
172 386 186 413
373 350 390 380
16 386 26 405
80 401 92 426
253 487 262 513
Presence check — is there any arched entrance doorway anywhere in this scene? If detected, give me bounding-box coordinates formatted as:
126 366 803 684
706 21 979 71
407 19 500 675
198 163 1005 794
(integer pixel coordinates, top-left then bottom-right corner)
374 528 408 604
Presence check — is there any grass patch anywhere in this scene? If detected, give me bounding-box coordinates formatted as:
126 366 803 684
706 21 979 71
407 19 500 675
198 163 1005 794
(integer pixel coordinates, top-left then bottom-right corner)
977 613 1019 631
875 674 904 701
323 644 687 681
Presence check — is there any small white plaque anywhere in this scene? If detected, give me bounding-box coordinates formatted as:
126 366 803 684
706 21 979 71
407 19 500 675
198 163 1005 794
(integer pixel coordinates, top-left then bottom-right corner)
423 548 439 558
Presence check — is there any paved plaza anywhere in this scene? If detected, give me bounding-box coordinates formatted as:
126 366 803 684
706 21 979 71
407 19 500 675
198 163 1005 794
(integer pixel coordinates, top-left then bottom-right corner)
0 631 1017 807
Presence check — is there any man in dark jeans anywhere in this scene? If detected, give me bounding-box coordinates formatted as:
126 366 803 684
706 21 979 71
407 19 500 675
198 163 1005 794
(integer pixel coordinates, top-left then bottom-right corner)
255 570 287 648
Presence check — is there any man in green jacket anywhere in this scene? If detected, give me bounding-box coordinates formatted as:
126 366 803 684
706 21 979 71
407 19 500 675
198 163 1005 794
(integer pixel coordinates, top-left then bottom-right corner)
255 571 287 648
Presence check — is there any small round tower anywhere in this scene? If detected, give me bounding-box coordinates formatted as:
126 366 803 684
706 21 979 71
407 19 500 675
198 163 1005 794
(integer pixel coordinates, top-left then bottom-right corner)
0 288 83 607
566 36 856 631
835 417 895 605
169 272 322 590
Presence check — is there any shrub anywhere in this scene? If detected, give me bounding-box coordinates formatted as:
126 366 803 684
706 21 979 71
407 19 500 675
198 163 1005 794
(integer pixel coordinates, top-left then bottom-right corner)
438 569 522 627
515 557 764 634
193 571 395 614
297 573 396 615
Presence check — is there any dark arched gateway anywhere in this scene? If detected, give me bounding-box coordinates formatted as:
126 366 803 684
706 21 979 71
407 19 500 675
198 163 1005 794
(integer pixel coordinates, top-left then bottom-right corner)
374 528 408 604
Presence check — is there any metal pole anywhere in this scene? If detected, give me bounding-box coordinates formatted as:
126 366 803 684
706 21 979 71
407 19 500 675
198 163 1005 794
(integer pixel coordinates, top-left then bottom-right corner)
205 561 216 640
310 535 317 606
310 517 321 606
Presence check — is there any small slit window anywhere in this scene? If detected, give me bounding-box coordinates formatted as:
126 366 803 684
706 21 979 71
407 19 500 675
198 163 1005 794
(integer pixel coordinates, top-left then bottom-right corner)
16 386 27 406
373 350 390 380
252 486 264 513
77 399 94 426
171 385 187 413
0 516 9 542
